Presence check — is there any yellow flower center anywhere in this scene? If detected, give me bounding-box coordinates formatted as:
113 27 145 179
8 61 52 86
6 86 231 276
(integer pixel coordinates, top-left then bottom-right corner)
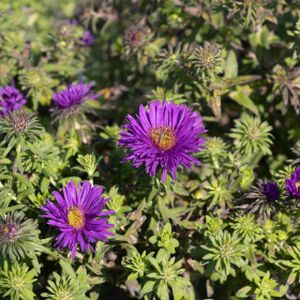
101 88 112 100
4 225 11 234
296 181 300 190
67 207 84 229
1 224 18 240
150 126 176 151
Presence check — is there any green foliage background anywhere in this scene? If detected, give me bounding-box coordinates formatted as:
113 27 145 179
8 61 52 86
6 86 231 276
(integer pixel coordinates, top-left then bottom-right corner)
1 0 300 299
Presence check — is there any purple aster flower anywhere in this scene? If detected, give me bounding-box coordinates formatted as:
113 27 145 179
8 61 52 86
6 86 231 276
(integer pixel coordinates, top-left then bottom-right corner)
52 82 98 109
41 181 114 258
286 166 300 198
81 30 95 46
244 180 280 222
119 101 206 182
262 181 280 203
0 86 26 117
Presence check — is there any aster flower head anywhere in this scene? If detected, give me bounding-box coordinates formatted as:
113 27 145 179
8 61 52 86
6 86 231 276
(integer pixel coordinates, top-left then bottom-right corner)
241 180 280 221
0 86 26 117
119 101 206 182
263 181 280 203
41 181 114 258
0 211 41 260
125 27 146 48
81 30 94 46
0 110 43 146
52 82 99 143
124 25 153 55
286 166 300 198
189 42 223 76
52 82 98 110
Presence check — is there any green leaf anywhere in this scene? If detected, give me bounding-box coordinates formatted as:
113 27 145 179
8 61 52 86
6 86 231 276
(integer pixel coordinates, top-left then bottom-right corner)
172 182 189 196
287 272 297 285
277 285 289 297
148 257 162 273
229 87 258 115
149 236 157 244
59 259 76 277
141 280 156 294
236 286 252 298
157 283 169 300
157 196 169 222
222 75 261 87
225 50 238 78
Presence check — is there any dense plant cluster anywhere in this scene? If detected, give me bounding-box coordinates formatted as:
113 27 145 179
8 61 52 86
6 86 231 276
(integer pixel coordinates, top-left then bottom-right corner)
2 0 300 299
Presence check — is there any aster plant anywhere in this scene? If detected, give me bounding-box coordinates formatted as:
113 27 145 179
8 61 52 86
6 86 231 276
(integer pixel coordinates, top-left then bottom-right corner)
0 262 37 300
154 43 184 74
41 272 91 300
202 230 246 283
214 0 276 28
119 100 206 182
269 65 300 115
141 250 192 300
54 19 84 50
230 113 273 156
41 181 114 257
19 68 55 109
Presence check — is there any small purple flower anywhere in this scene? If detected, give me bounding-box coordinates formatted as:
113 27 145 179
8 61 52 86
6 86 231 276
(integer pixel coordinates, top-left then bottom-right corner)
81 30 95 46
119 101 206 182
0 224 18 241
0 86 26 117
286 166 300 198
41 181 114 257
52 82 98 109
69 19 79 25
263 181 279 203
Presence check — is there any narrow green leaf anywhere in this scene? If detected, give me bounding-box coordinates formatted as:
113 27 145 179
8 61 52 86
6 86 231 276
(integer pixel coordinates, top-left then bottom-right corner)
225 50 238 78
229 88 258 115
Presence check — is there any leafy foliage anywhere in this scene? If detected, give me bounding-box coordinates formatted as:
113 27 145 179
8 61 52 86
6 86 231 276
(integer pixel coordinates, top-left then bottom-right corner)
1 0 300 299
0 262 37 300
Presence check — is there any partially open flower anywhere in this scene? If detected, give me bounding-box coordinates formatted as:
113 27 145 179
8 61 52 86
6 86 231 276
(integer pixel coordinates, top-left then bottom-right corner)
51 82 100 143
263 181 280 203
53 82 98 110
0 212 41 260
51 82 100 122
241 180 280 221
81 30 94 46
0 86 26 117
